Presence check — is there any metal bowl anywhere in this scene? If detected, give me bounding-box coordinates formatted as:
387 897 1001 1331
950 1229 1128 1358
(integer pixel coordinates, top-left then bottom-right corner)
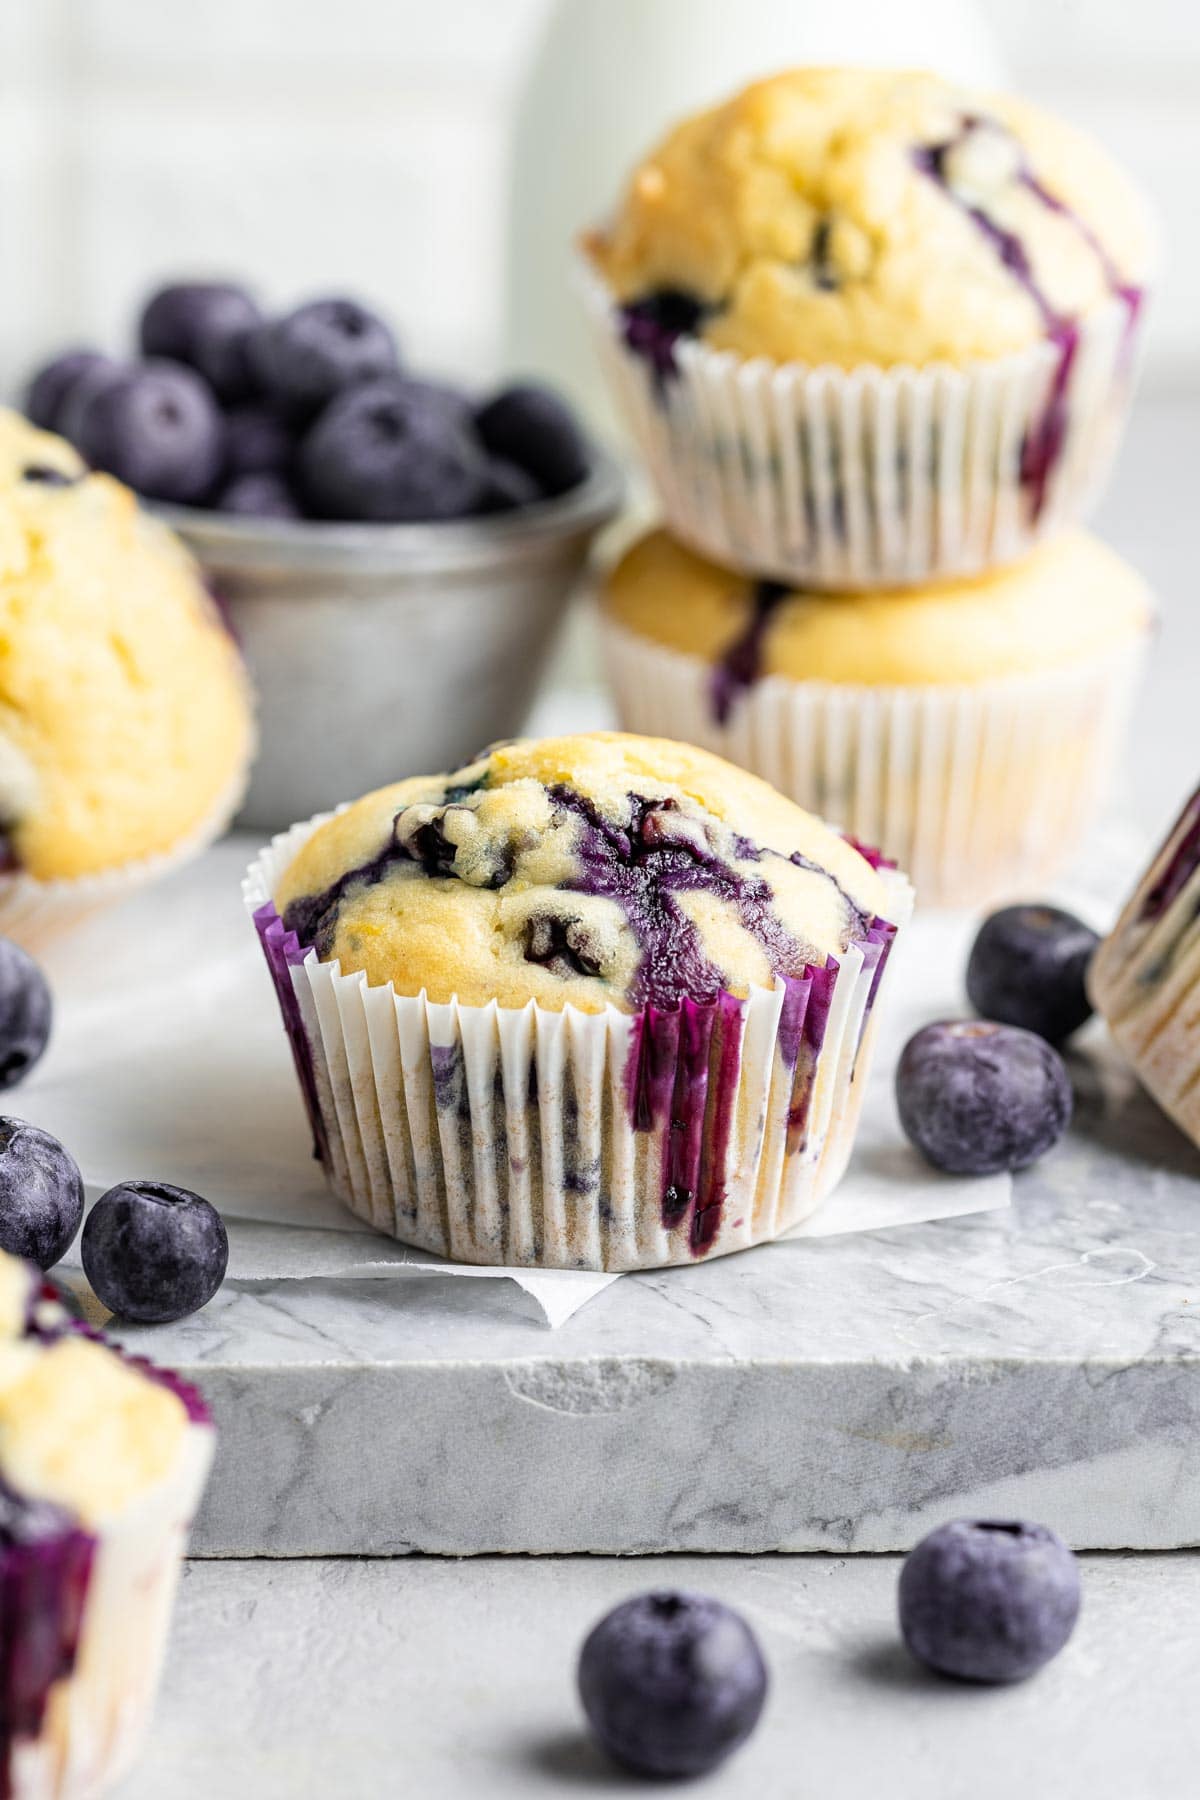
155 451 623 830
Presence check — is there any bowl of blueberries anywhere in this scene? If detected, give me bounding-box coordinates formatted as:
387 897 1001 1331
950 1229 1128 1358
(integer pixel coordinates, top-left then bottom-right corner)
24 282 622 829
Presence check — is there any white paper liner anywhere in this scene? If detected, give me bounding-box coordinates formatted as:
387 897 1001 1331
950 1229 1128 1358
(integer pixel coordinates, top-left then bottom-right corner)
7 1420 213 1800
1089 786 1200 1147
243 815 912 1272
579 262 1142 590
0 762 250 955
601 613 1146 911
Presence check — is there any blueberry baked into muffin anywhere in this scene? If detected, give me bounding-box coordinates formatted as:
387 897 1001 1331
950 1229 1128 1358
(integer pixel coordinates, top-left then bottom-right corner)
581 67 1155 587
0 409 253 944
601 529 1152 907
0 1251 213 1799
247 733 910 1269
1088 785 1200 1150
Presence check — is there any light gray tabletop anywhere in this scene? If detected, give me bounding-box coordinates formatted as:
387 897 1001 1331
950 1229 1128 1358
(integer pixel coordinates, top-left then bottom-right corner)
109 390 1200 1795
120 1551 1199 1800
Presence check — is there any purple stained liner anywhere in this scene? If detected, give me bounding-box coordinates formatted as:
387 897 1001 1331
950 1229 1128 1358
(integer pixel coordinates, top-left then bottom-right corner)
787 958 839 1150
862 916 899 1014
625 991 747 1253
1138 785 1200 924
913 116 1142 522
843 836 898 874
253 901 331 1167
0 1480 96 1796
689 994 745 1256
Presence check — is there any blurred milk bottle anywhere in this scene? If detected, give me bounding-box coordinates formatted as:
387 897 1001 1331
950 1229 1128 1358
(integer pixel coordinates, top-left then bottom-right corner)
504 0 1005 432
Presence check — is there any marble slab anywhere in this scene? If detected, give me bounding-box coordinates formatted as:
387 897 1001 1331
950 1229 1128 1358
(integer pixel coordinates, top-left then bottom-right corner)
66 853 1200 1558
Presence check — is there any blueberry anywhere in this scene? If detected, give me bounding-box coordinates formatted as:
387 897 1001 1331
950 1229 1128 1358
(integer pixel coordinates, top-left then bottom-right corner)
81 1180 228 1323
54 357 128 448
967 904 1099 1045
223 404 292 478
0 938 52 1090
24 348 111 433
896 1020 1072 1175
20 465 79 488
577 1590 768 1778
480 457 542 512
296 378 492 522
474 383 589 497
0 1118 84 1270
138 281 263 403
248 297 399 419
216 470 301 520
900 1519 1081 1682
73 361 225 504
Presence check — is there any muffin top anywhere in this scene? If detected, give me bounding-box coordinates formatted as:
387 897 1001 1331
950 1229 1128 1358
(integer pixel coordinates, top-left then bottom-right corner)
0 1253 195 1527
0 409 253 881
587 67 1153 368
605 530 1152 712
274 733 892 1012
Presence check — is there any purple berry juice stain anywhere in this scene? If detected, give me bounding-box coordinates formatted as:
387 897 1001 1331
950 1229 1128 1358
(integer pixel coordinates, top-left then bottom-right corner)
254 902 331 1167
912 117 1142 521
0 1481 96 1795
710 580 790 726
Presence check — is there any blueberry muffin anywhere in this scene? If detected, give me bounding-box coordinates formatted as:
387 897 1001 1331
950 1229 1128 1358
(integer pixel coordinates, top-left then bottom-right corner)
1088 787 1200 1150
0 409 253 942
602 529 1151 908
580 67 1155 586
249 733 911 1269
0 1252 213 1799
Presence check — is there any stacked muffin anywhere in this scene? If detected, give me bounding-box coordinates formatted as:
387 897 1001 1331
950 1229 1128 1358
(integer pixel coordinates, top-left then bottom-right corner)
581 68 1157 906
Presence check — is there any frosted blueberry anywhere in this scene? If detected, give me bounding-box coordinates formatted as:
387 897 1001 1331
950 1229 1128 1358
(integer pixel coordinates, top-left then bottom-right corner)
81 1181 228 1323
896 1020 1072 1175
967 903 1098 1044
900 1518 1081 1682
578 1590 767 1778
0 1118 83 1269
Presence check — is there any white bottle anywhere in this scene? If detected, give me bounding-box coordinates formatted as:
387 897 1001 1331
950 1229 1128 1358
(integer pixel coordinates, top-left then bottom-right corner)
504 0 1006 428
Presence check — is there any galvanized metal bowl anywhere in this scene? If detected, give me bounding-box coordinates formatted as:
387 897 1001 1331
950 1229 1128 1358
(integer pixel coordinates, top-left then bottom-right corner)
155 450 623 830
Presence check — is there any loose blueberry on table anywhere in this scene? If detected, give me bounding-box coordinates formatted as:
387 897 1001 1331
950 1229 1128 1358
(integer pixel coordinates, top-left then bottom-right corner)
899 1518 1082 1682
24 278 593 523
967 903 1099 1045
578 1589 768 1778
0 936 53 1091
0 1117 84 1270
896 1020 1072 1175
81 1179 228 1324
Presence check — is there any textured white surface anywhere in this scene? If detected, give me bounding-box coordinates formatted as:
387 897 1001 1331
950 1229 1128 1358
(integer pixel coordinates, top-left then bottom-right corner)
114 1552 1200 1800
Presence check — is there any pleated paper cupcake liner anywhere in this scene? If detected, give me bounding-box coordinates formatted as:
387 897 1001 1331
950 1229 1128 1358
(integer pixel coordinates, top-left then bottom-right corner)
0 762 251 955
244 816 912 1272
4 1417 213 1800
579 262 1143 590
1089 784 1200 1148
600 614 1147 911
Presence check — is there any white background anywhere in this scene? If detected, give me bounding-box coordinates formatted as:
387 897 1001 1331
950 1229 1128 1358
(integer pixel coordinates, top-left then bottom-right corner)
0 0 1196 399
